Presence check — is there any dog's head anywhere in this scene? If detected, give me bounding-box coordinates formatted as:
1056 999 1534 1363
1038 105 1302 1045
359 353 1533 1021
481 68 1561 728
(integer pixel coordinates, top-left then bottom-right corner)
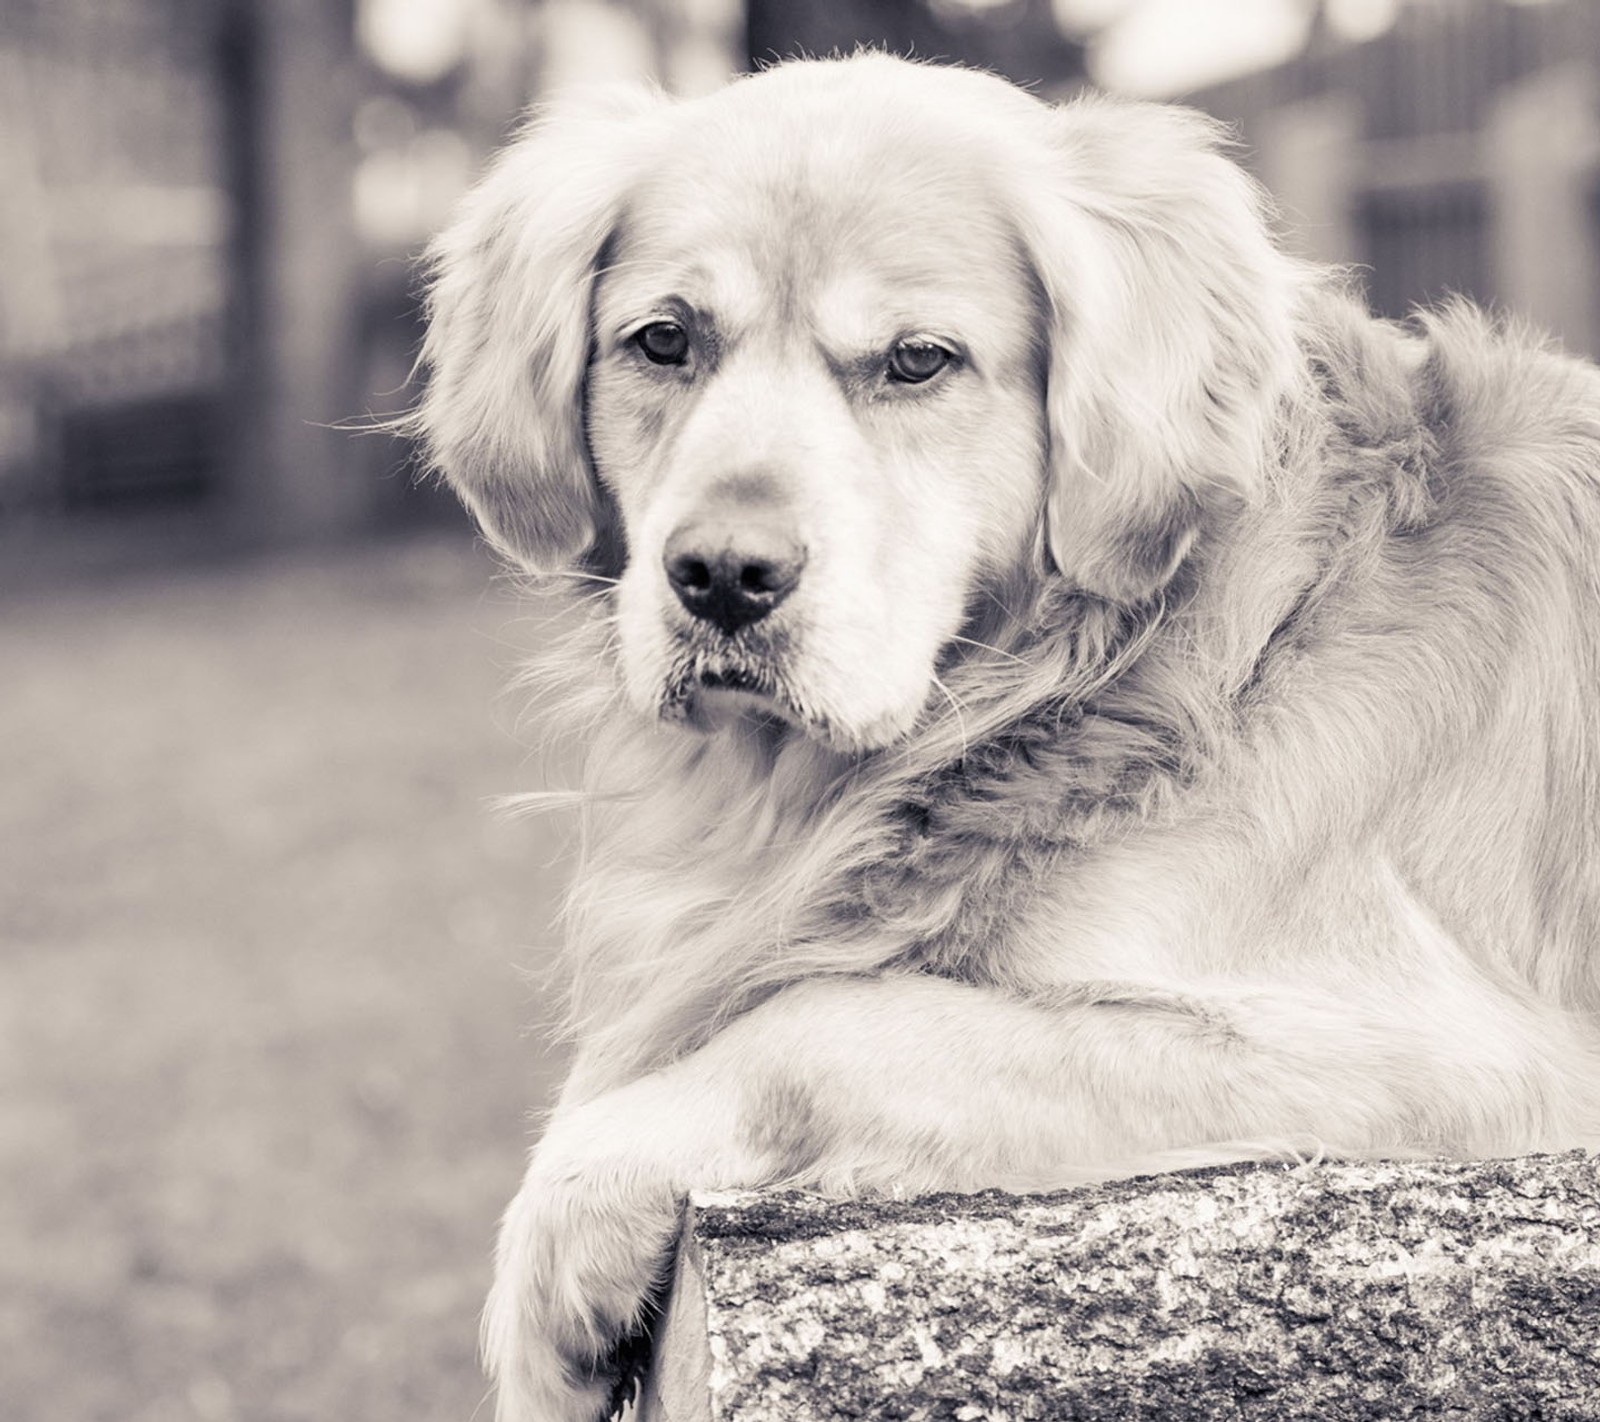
418 55 1302 752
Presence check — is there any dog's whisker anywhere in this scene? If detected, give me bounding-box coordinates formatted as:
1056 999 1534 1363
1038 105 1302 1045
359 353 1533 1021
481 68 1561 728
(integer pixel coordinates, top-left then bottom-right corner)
948 633 1030 666
927 672 971 759
538 569 622 588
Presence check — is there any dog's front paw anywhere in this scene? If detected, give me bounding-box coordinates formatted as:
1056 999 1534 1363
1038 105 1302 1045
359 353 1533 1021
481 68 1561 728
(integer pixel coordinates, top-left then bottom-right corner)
482 1119 683 1422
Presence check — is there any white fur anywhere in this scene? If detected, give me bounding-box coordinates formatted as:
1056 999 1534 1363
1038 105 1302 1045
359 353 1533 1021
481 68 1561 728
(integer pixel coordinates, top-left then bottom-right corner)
415 54 1600 1422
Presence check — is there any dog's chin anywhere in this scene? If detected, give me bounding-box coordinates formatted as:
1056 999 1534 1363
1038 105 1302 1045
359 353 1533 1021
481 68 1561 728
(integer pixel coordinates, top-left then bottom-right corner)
642 626 928 754
657 652 797 735
661 677 920 755
676 684 797 736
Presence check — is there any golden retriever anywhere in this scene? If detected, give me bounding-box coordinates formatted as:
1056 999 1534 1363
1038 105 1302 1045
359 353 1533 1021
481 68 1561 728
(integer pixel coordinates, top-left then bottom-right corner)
416 52 1600 1422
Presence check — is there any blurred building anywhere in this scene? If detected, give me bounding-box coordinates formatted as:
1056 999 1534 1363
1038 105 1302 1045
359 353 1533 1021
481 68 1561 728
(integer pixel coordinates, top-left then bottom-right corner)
1197 0 1600 357
748 0 1084 92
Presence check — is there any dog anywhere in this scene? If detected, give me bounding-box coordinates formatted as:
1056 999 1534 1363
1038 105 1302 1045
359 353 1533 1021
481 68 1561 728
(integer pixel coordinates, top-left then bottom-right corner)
415 52 1600 1421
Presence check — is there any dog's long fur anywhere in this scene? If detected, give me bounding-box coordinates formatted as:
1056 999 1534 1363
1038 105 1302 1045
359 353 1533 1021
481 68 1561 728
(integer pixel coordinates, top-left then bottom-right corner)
417 53 1600 1421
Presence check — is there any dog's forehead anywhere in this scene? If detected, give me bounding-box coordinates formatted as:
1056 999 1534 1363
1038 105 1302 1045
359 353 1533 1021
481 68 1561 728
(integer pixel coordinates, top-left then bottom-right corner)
603 110 1027 339
668 73 1017 233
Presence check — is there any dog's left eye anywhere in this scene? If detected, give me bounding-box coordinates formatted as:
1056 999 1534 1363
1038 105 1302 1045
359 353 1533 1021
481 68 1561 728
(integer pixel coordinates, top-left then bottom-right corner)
634 321 690 366
886 339 953 385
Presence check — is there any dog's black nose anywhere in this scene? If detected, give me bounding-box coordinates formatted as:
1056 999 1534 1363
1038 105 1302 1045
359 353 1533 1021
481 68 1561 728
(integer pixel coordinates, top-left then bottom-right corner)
664 521 805 635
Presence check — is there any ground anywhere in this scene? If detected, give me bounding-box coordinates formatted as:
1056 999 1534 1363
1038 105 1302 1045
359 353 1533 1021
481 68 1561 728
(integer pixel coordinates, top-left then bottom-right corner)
0 534 573 1422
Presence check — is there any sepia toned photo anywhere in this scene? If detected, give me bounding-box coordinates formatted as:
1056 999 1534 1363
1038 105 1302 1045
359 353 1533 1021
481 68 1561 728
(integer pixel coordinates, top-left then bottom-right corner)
6 2 1600 1420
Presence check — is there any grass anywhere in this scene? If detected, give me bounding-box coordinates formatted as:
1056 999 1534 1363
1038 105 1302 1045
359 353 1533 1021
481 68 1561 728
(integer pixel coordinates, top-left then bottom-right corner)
0 534 577 1422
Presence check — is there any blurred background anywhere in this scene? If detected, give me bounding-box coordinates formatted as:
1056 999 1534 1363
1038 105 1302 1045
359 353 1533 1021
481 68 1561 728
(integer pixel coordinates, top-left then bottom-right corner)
4 1 1598 1419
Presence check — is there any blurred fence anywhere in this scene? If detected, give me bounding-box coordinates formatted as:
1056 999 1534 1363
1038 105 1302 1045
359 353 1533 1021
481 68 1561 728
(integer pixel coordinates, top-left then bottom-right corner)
0 0 477 574
1201 0 1600 356
0 4 230 520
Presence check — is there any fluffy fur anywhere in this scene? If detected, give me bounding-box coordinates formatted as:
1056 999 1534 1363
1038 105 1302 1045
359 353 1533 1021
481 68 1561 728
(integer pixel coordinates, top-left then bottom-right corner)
416 53 1600 1422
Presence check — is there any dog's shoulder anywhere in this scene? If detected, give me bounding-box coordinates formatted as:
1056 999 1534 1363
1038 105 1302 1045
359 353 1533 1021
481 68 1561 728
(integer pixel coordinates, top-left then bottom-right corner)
1299 290 1600 550
1414 303 1600 498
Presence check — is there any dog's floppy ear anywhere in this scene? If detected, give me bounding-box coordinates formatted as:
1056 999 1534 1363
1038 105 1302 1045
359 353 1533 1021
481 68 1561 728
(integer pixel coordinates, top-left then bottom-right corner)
1017 95 1306 604
416 85 666 569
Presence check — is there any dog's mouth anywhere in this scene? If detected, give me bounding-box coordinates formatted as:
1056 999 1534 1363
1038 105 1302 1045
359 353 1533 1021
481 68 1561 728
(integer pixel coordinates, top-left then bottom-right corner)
661 638 801 734
653 623 912 753
698 664 766 695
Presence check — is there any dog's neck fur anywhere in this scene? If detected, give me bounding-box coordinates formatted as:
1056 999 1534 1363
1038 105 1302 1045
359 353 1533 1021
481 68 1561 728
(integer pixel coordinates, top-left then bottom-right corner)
538 289 1436 1104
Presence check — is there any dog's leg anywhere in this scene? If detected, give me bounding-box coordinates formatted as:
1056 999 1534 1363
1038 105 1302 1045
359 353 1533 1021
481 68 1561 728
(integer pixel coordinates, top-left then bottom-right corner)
485 971 1590 1422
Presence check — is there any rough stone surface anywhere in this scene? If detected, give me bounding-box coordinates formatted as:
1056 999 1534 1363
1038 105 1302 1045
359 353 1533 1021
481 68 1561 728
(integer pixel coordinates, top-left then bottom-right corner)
641 1154 1600 1421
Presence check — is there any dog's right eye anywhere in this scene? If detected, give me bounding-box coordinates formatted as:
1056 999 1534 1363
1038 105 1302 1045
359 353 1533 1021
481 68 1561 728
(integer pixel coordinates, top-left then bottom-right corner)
634 322 690 367
886 338 953 385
